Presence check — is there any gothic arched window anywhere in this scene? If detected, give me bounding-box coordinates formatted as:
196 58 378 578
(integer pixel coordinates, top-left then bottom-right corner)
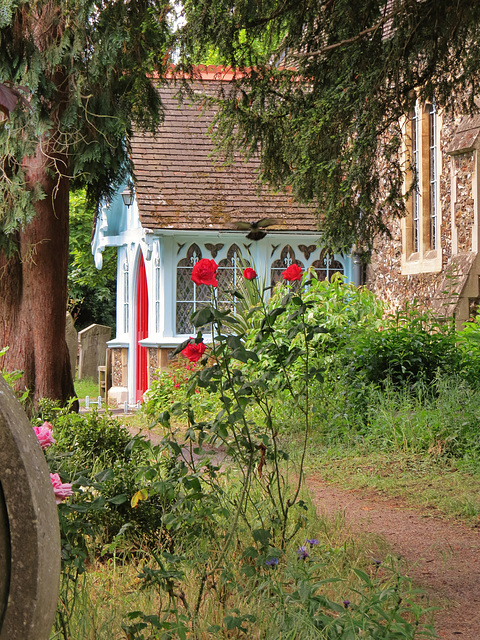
217 245 245 311
271 246 304 287
312 250 344 281
176 244 212 334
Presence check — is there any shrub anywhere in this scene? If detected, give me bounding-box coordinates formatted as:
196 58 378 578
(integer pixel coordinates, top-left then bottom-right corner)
42 408 178 545
143 363 221 423
53 409 133 466
342 307 462 391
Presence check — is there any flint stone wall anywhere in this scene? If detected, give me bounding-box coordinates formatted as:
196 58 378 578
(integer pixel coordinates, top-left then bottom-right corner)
366 106 478 320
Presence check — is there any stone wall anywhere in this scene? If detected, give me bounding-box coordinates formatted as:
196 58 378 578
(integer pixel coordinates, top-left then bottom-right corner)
147 347 177 386
454 153 475 253
366 104 480 324
111 348 127 387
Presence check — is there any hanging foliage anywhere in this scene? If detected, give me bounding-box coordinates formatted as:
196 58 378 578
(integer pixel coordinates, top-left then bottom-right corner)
177 0 480 251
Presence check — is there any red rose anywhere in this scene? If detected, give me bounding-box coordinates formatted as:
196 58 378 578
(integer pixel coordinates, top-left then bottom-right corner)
282 264 303 282
191 259 218 286
181 340 207 363
243 267 257 280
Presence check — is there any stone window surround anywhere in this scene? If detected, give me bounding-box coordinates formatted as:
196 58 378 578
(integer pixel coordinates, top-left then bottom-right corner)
401 100 442 275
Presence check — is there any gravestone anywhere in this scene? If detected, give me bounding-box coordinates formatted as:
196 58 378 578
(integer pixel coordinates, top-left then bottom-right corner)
65 312 78 378
78 323 111 380
0 375 60 640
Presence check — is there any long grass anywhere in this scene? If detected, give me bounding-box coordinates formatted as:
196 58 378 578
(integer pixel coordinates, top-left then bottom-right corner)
54 503 433 639
280 374 480 525
74 376 99 401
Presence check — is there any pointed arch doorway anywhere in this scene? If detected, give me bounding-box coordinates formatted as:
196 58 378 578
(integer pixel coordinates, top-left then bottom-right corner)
136 254 149 402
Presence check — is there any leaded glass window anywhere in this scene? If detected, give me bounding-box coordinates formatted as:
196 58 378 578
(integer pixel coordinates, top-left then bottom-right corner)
217 245 244 312
411 100 421 253
312 250 344 281
271 246 304 287
428 99 438 251
176 244 212 334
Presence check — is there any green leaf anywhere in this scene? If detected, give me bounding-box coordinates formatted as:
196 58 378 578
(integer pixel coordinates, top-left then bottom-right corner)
95 468 114 482
252 528 270 547
192 306 215 326
268 307 286 321
108 494 128 505
226 335 244 350
284 347 302 366
232 347 259 363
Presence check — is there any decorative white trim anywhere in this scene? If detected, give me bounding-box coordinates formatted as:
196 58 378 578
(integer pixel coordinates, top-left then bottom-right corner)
93 195 355 401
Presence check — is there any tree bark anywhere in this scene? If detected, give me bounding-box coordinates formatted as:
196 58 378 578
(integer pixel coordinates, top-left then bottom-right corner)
0 142 76 412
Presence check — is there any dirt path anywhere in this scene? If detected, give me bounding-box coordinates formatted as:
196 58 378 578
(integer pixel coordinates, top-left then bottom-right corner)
306 474 480 639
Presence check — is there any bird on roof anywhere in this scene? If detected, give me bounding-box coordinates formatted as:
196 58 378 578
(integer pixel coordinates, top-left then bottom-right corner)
234 218 280 241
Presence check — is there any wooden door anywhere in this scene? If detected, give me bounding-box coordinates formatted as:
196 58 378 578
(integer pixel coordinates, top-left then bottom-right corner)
136 254 148 402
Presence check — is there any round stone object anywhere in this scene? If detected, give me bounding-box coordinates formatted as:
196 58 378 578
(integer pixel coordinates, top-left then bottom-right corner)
0 375 61 640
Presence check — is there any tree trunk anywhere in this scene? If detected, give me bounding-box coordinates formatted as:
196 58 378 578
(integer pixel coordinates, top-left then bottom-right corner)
0 142 76 412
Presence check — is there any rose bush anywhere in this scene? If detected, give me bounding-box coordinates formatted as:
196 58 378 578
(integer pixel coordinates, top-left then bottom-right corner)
50 473 73 505
191 258 218 286
33 420 55 449
181 339 207 363
282 263 303 282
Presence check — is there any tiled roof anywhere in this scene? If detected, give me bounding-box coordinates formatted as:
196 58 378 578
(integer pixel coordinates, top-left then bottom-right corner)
130 77 319 233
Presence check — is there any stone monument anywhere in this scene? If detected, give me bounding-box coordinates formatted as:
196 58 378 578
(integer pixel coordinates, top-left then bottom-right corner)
65 312 78 379
78 323 111 380
0 375 60 640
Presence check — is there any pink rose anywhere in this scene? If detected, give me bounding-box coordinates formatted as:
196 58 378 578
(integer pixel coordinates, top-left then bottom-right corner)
50 473 73 505
243 268 257 280
181 340 207 363
33 422 55 450
191 259 218 287
282 264 303 282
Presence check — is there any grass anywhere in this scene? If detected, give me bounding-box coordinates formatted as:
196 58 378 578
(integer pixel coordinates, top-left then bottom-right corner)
53 506 434 640
53 367 480 638
48 404 436 640
287 438 480 526
74 376 99 401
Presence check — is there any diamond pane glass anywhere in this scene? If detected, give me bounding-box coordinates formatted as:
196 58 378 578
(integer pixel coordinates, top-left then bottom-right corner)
217 245 243 311
176 302 194 334
176 244 213 334
177 268 194 300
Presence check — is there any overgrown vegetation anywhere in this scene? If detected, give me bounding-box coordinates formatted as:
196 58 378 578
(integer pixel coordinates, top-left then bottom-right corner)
33 271 461 639
27 274 480 638
69 190 117 331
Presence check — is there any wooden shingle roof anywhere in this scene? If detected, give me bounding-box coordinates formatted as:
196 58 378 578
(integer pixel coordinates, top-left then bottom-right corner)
130 76 319 233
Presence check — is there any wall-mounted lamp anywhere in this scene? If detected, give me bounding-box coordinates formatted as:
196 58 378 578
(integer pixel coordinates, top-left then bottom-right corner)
121 186 134 207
